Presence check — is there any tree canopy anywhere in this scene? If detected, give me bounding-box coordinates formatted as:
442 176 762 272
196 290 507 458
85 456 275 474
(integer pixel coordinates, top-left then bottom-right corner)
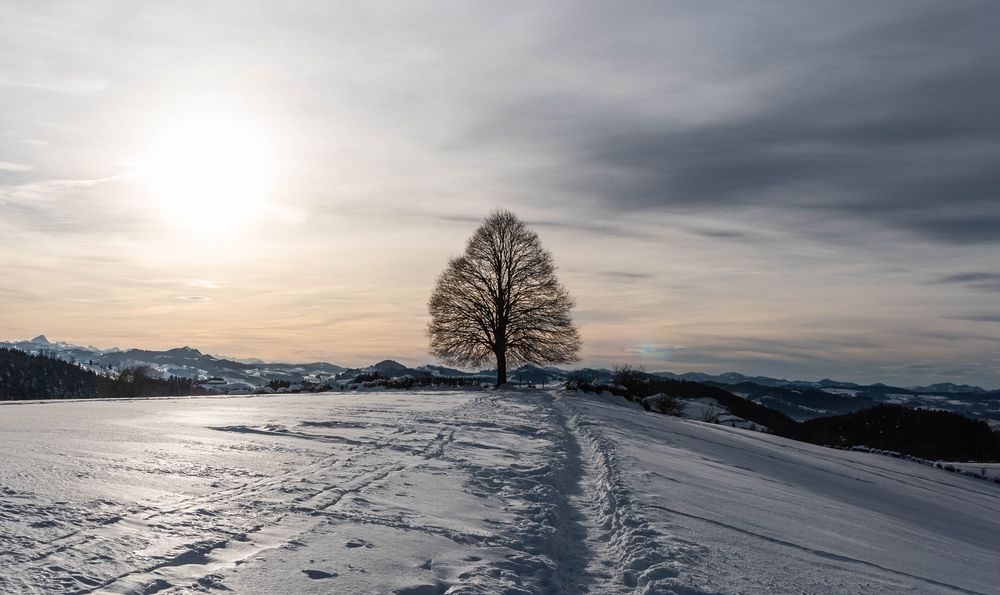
428 209 580 386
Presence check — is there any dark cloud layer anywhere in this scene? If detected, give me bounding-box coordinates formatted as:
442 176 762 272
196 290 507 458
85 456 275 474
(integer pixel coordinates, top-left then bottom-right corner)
469 2 1000 245
951 314 1000 323
934 272 1000 292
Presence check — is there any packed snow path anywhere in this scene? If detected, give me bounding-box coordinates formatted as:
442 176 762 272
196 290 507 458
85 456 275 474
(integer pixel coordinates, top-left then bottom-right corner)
1 390 997 594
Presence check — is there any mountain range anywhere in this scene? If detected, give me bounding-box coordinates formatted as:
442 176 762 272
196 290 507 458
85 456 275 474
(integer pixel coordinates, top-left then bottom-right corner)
4 335 998 428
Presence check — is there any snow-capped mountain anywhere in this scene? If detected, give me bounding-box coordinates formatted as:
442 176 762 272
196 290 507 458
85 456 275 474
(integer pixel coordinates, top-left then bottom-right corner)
0 336 345 387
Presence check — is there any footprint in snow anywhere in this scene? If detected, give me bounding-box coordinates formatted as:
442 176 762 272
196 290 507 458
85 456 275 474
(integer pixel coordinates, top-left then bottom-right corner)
302 569 338 580
345 539 373 548
395 583 449 595
141 578 173 594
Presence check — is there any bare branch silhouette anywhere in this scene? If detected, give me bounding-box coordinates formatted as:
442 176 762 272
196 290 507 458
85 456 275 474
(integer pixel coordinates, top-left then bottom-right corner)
428 209 580 386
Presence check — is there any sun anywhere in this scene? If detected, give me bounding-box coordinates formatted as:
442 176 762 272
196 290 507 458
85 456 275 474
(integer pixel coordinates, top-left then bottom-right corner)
143 110 276 232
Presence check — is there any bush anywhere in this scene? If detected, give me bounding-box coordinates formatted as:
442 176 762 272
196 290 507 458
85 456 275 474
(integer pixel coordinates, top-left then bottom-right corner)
383 375 416 389
564 379 629 397
612 364 647 397
352 372 384 383
641 393 684 416
701 406 721 423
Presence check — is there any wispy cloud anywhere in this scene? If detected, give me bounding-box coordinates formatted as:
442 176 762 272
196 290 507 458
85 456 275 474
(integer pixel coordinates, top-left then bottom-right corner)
947 313 1000 323
1 176 112 200
0 161 32 172
186 280 224 290
594 271 654 281
932 272 1000 292
0 173 144 234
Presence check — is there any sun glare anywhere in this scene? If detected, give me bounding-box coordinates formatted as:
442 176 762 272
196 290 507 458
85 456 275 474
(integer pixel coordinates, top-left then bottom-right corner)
143 110 276 232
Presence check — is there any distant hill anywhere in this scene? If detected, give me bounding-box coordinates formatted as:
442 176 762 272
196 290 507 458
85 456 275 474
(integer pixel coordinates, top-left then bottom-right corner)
715 381 879 421
3 335 997 427
1 336 345 387
648 370 1000 429
370 359 409 375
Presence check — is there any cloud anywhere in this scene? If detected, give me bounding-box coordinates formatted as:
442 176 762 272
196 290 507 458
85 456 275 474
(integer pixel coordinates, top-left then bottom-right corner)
935 272 1000 284
945 314 1000 322
0 161 32 172
277 208 307 225
187 280 224 289
949 314 1000 323
619 344 672 360
0 173 139 234
933 272 1000 292
592 271 654 281
461 2 1000 245
691 228 755 241
431 211 661 241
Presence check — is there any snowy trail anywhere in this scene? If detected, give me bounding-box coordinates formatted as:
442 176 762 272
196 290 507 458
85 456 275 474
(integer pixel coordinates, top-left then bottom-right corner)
1 390 998 594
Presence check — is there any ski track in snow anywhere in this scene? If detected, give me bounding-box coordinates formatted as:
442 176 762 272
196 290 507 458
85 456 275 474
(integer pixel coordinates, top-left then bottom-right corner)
0 389 998 594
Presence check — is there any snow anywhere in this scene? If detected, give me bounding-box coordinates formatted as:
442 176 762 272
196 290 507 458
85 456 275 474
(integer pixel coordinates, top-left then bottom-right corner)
680 396 722 421
676 397 767 432
1 390 997 594
567 394 1000 593
937 462 1000 483
820 387 861 397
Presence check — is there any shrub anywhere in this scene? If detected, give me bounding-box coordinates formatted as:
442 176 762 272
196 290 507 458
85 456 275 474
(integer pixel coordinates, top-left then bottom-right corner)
701 406 721 423
641 393 684 416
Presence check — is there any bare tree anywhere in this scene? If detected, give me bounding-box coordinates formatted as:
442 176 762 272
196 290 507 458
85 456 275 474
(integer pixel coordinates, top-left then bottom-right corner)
612 364 647 396
428 209 580 386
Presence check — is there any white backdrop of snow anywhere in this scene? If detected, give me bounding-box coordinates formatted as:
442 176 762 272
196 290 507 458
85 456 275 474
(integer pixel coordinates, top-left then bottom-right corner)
0 390 997 594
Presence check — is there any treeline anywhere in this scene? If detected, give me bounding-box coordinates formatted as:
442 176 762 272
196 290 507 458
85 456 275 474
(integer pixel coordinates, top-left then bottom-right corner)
572 366 1000 462
1 347 100 399
100 365 206 398
0 348 205 400
345 371 482 390
797 405 999 462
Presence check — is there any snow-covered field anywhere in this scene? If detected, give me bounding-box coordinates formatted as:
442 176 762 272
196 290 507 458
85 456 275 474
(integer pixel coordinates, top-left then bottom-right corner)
1 390 997 594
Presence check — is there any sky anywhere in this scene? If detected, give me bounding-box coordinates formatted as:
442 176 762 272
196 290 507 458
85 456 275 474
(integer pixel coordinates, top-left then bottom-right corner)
1 1 999 388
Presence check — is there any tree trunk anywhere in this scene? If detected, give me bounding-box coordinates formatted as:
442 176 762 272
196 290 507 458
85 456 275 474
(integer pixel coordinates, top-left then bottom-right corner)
495 350 507 387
